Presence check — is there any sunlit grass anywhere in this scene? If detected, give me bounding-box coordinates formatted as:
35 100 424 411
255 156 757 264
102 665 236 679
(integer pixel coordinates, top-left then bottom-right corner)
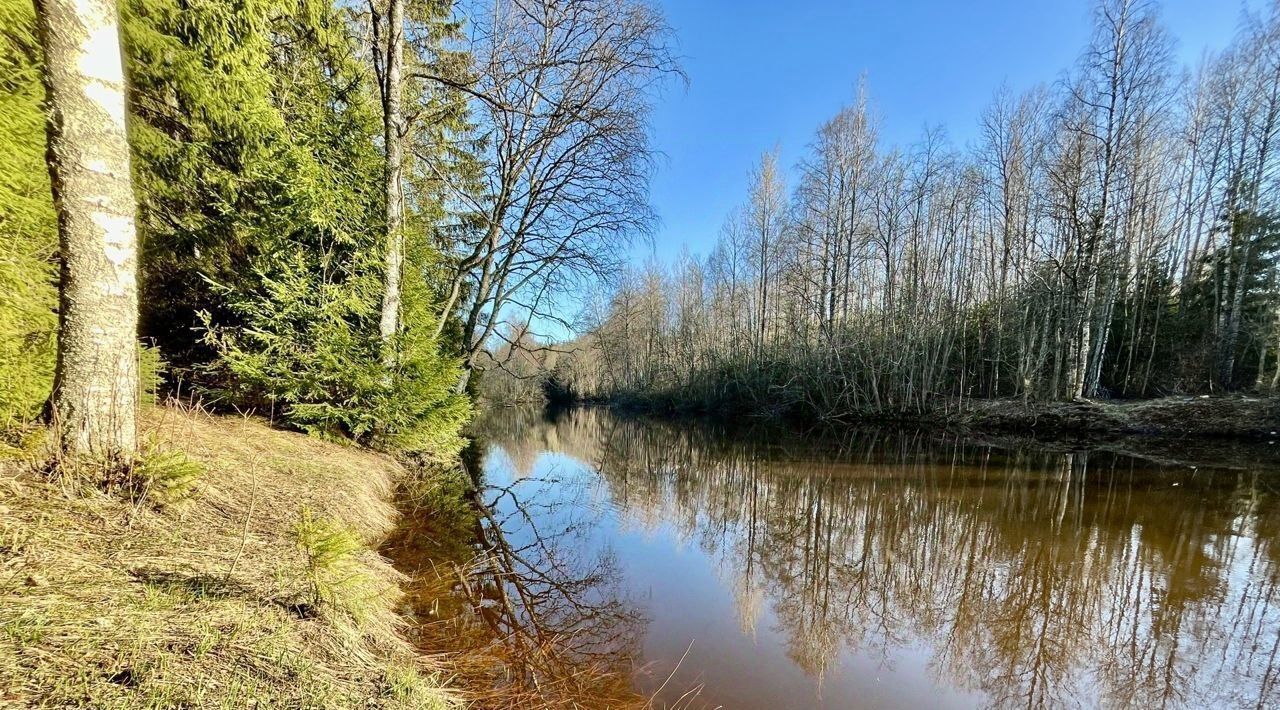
0 405 459 708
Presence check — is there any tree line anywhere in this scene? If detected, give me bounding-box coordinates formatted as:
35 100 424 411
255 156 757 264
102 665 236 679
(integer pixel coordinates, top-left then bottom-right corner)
542 0 1280 418
0 0 676 462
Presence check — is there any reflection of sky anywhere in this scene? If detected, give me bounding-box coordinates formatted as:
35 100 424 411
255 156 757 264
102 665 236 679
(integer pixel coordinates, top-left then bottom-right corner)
622 522 981 710
478 411 1280 710
483 446 984 708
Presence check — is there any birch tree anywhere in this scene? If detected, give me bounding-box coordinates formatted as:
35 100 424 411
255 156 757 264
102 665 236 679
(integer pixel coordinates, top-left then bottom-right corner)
747 150 787 359
375 0 407 356
364 0 473 362
36 0 139 460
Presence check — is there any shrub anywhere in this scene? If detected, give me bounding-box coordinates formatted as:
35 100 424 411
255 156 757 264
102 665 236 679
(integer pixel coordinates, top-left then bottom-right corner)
202 251 469 452
132 449 203 505
293 507 375 619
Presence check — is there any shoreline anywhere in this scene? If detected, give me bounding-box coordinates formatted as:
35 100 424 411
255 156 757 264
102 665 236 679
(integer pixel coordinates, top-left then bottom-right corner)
581 394 1280 441
943 395 1280 440
545 395 1280 472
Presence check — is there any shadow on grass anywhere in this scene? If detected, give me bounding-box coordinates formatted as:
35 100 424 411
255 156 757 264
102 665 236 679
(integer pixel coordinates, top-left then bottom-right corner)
129 568 318 619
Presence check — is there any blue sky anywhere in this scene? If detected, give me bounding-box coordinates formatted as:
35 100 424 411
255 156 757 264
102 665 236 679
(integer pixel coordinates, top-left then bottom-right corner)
640 0 1266 264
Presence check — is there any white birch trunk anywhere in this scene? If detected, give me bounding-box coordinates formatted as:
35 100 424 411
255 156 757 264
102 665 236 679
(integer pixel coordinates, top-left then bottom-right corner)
378 0 405 360
36 0 140 460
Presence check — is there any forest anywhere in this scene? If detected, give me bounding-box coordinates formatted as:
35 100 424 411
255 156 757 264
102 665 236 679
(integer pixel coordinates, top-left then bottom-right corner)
1 0 677 455
490 0 1280 421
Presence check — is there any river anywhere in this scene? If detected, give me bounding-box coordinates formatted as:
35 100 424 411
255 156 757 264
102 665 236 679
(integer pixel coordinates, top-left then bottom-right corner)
458 405 1280 709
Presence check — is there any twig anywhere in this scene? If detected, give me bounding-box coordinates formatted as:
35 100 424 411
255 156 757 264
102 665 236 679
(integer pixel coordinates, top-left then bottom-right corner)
225 458 259 580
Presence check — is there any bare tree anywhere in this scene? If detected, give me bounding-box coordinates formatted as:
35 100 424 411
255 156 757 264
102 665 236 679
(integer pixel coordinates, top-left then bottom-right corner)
746 149 788 360
1058 0 1173 397
435 0 680 386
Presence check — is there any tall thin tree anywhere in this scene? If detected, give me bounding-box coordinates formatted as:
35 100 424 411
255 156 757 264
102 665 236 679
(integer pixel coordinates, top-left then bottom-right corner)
36 0 140 460
376 0 406 361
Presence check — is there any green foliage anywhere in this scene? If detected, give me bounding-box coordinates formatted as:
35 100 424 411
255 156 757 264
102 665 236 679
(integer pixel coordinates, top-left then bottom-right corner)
1145 209 1280 392
138 342 167 408
184 0 469 449
133 449 204 505
0 0 57 430
202 249 469 450
293 507 374 619
0 0 472 453
123 0 358 369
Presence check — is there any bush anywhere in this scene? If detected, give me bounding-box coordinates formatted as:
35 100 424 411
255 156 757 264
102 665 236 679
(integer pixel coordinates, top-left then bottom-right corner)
132 449 203 506
202 249 469 452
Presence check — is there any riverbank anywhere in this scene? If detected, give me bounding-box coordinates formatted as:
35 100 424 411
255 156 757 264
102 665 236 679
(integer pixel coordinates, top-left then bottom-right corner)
0 406 461 708
948 395 1280 439
600 394 1280 441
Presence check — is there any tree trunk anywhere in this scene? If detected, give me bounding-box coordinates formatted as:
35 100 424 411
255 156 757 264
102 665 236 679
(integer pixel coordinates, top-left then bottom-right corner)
378 0 405 360
36 0 140 461
1272 326 1280 392
1219 232 1252 388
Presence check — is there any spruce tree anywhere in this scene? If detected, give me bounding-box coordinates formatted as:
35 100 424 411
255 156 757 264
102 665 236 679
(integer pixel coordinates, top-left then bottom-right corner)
0 0 57 430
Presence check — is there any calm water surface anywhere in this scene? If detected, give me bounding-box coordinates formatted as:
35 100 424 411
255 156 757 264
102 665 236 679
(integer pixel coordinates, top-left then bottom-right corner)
469 406 1280 709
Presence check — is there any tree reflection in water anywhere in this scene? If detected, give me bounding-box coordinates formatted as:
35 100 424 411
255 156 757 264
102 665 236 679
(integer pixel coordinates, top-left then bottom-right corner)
465 446 648 702
385 428 653 708
472 406 1280 709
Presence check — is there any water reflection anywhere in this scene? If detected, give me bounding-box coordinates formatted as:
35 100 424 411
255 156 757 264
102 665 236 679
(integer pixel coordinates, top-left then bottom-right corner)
468 443 646 700
382 434 647 708
474 406 1280 709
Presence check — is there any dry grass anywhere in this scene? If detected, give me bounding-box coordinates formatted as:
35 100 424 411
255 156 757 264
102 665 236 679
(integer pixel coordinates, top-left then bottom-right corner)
0 405 457 709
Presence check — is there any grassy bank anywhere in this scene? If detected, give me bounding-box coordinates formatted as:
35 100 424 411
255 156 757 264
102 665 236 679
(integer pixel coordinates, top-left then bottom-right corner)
0 406 460 708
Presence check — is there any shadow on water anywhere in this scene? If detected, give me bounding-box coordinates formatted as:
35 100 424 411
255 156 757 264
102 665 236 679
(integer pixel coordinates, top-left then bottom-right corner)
395 405 1280 708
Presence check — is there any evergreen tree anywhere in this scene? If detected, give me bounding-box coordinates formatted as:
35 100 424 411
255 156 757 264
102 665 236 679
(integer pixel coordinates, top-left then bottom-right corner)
0 0 470 451
187 0 469 448
0 0 57 430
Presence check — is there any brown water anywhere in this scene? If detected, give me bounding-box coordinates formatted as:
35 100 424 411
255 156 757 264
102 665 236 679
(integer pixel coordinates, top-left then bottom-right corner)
467 406 1280 709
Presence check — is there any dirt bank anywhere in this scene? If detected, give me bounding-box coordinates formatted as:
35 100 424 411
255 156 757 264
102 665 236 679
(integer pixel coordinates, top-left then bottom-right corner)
602 393 1280 441
593 394 1280 472
949 395 1280 440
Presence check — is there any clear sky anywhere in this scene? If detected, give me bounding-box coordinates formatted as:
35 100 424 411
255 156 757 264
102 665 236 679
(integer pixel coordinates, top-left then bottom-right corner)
640 0 1267 264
